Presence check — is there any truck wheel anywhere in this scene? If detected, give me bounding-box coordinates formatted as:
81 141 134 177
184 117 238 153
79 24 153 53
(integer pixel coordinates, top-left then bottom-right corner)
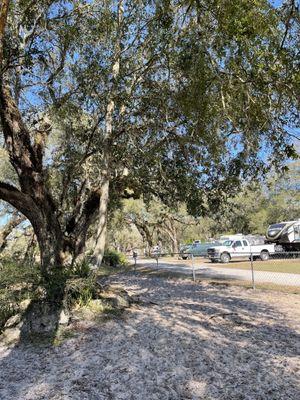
260 251 269 261
220 252 230 263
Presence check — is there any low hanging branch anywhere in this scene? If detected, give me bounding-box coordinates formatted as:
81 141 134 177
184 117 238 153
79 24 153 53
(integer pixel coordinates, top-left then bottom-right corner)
0 212 26 251
0 182 37 220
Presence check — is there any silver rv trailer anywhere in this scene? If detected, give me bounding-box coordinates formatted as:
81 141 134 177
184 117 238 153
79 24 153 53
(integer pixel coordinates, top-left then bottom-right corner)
266 220 300 251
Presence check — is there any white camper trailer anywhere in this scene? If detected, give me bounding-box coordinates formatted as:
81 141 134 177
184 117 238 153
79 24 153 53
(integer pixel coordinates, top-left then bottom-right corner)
266 220 300 251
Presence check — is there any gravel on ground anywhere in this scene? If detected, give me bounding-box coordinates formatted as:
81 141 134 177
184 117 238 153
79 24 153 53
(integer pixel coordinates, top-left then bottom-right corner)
0 273 299 400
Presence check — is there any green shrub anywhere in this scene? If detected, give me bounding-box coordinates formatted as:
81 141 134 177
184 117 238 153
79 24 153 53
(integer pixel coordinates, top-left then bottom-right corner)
0 260 41 332
0 296 17 332
102 249 128 267
0 260 40 290
43 267 68 302
64 275 98 308
71 258 91 278
118 252 129 267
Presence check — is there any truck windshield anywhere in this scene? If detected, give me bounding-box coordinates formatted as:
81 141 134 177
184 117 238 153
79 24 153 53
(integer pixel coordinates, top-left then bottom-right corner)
223 240 233 246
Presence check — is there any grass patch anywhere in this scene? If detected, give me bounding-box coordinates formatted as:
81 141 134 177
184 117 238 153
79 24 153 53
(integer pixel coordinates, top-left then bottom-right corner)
212 259 300 274
96 264 133 278
155 256 300 274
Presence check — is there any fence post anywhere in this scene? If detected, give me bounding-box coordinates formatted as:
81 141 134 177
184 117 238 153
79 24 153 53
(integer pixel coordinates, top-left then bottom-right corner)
133 251 137 274
191 254 196 282
250 251 255 290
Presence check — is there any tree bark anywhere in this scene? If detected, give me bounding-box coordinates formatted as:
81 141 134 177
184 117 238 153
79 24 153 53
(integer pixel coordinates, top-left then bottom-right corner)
36 222 64 275
93 175 110 266
162 217 179 254
132 220 154 254
92 0 124 266
0 182 64 276
168 229 179 254
0 0 9 64
22 232 37 265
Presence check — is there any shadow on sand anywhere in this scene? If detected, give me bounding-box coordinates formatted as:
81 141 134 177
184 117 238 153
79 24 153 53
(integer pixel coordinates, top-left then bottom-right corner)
0 272 299 399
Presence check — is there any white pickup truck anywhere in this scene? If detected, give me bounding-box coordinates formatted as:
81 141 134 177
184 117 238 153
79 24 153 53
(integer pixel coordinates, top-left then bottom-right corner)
207 239 276 263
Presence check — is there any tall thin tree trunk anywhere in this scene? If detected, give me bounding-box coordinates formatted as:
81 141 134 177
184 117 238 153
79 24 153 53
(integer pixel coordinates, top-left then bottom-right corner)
163 218 179 254
92 0 123 266
171 224 179 254
93 175 110 266
172 234 179 254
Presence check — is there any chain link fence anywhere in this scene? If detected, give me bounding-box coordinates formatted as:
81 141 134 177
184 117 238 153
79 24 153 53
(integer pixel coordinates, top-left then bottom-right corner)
132 251 300 291
248 251 300 289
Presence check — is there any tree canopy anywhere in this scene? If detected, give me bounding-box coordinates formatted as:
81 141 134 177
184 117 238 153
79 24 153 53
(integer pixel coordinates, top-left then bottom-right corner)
0 0 299 272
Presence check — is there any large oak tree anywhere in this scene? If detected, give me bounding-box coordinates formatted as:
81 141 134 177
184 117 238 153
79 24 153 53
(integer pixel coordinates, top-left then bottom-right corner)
0 0 298 276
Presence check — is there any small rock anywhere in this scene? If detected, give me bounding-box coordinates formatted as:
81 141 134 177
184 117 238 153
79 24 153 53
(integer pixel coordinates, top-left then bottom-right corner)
19 299 31 311
21 300 62 334
1 325 22 344
4 314 21 328
102 291 131 309
89 299 104 307
59 310 70 325
110 294 129 308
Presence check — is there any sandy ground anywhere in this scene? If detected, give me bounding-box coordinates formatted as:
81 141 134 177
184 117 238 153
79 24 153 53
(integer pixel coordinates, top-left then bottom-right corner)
0 273 300 400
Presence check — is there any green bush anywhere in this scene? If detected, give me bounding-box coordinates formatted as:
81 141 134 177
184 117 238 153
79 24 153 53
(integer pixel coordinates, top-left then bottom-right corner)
102 249 128 267
0 260 40 290
71 258 91 278
0 296 17 332
0 260 41 332
64 275 99 308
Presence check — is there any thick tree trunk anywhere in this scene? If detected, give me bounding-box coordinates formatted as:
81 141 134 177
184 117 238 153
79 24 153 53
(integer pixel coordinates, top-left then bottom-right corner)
36 223 64 277
162 218 179 254
133 222 153 254
23 232 37 265
0 184 59 269
93 176 110 266
172 236 179 254
144 230 154 253
170 225 179 254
